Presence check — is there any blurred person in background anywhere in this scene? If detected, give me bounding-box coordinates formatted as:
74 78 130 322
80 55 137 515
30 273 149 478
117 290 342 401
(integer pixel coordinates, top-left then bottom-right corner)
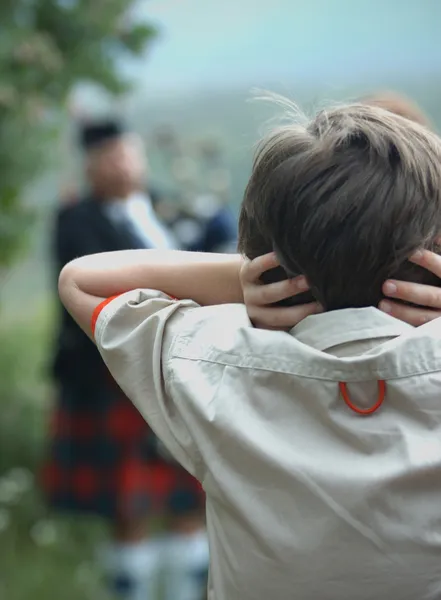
164 191 237 254
187 191 237 254
151 126 238 254
361 91 431 127
42 120 208 600
187 154 237 253
171 191 237 254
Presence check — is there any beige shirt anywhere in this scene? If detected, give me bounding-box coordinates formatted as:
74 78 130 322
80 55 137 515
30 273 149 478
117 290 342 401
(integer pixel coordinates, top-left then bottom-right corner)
95 290 441 600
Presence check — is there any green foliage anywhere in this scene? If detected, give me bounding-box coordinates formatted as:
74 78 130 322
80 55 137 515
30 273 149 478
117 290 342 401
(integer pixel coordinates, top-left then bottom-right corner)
0 302 110 599
0 301 53 474
0 0 158 270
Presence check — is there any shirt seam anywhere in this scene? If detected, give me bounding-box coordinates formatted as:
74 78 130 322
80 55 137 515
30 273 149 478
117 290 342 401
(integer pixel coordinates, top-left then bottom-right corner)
297 327 411 352
168 352 441 382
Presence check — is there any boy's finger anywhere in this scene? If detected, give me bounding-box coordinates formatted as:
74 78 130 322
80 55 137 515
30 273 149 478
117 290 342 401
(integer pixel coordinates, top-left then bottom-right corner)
382 279 441 309
241 253 279 283
379 299 441 326
246 276 309 306
249 302 322 330
410 249 441 279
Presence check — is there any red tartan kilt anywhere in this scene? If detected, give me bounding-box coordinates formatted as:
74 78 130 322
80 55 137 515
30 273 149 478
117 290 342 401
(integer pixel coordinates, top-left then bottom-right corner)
41 378 204 520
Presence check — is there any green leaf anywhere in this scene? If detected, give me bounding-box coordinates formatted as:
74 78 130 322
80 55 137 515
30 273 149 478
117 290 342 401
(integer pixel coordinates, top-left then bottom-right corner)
0 0 157 274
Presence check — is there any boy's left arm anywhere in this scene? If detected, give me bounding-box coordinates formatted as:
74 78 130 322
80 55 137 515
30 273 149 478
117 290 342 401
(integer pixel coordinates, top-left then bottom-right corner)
57 249 244 478
58 249 243 339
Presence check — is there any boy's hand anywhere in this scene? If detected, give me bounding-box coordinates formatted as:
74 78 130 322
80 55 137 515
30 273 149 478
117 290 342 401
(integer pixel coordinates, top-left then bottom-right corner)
380 249 441 325
240 252 322 330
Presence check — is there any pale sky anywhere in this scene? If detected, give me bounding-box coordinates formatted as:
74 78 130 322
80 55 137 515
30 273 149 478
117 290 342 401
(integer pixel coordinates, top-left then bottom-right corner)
127 0 441 93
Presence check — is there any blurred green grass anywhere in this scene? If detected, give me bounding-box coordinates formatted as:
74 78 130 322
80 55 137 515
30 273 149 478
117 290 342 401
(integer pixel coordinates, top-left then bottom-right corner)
0 301 111 600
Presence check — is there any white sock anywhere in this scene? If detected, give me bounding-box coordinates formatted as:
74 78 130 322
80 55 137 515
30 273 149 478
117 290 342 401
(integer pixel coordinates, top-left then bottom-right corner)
162 529 209 600
98 538 163 600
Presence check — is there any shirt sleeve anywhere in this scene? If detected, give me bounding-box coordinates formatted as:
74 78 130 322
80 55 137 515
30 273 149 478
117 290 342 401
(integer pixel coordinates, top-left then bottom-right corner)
93 289 202 478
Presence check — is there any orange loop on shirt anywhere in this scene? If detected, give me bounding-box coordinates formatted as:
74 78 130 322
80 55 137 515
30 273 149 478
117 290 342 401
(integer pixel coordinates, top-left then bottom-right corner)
339 380 386 415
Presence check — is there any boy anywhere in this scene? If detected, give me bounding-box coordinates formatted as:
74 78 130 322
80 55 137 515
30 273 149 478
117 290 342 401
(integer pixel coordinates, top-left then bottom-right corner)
59 102 441 599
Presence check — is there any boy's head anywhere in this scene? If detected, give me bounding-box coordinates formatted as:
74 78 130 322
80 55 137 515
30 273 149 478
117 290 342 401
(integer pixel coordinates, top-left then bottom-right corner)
238 101 441 311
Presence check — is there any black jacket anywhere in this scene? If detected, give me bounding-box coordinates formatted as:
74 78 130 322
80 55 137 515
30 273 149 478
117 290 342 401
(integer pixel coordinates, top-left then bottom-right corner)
51 194 154 385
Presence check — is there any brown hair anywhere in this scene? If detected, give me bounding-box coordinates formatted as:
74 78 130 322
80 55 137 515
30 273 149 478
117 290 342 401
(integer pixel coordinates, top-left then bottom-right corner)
238 101 441 310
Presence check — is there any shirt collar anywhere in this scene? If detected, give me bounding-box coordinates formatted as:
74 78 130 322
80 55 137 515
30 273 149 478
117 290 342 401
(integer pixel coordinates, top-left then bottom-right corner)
290 307 414 352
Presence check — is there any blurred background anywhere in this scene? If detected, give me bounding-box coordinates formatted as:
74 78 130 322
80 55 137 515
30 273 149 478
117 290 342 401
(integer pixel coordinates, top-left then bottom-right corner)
0 0 440 598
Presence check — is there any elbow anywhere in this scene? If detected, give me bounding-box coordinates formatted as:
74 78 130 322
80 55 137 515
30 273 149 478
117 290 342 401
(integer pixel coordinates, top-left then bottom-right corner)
58 260 80 309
